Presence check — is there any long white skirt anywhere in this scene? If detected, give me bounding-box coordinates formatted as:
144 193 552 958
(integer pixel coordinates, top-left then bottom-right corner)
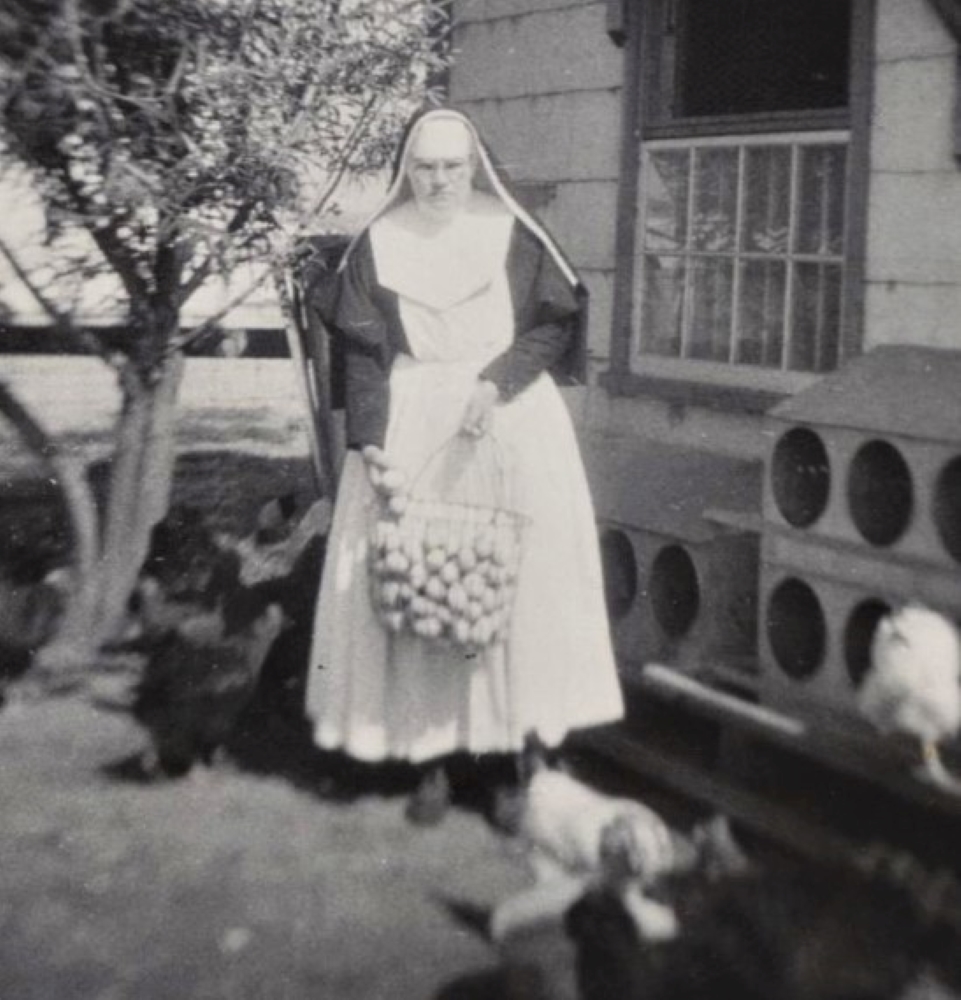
305 356 624 763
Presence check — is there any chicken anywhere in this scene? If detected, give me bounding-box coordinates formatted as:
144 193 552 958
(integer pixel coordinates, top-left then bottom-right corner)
0 565 70 688
122 496 332 775
521 768 679 885
858 604 961 786
223 499 328 721
132 600 285 777
490 735 692 943
231 497 331 587
567 852 961 1000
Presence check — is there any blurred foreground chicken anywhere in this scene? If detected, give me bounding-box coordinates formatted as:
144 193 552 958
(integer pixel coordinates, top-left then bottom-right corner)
133 598 285 777
858 604 961 786
567 851 961 1000
128 497 329 777
0 566 70 676
490 735 745 943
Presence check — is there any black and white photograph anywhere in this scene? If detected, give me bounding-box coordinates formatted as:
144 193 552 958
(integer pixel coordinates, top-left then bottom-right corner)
1 1 961 997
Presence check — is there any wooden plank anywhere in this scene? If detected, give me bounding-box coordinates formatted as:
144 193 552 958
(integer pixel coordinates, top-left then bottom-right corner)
607 0 644 374
955 51 961 163
840 0 877 365
576 725 859 865
927 0 961 43
606 0 626 45
641 664 806 739
635 663 961 821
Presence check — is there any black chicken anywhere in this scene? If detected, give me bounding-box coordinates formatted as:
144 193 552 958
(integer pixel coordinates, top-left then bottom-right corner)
129 497 328 777
566 851 961 1000
133 595 285 777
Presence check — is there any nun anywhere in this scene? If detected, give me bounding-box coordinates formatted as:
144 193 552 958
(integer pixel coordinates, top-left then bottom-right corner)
305 108 624 824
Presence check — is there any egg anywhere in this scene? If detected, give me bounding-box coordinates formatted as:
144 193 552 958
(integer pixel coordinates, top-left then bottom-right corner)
447 583 468 612
425 547 447 571
380 581 402 608
426 523 448 550
410 595 432 618
380 469 407 494
362 445 390 469
385 551 409 576
388 494 409 517
408 562 428 591
471 619 493 646
474 528 495 559
383 611 405 633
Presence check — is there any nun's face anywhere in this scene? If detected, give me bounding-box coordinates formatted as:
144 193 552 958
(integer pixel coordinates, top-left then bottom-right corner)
405 118 476 221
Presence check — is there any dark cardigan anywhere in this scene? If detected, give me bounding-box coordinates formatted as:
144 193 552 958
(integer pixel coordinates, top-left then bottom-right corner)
308 221 587 450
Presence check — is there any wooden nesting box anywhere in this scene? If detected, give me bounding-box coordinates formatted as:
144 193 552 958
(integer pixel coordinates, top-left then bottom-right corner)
760 346 961 728
582 438 762 690
764 347 961 568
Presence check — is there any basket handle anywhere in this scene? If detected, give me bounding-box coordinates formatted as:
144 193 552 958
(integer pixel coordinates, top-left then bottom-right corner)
408 431 516 509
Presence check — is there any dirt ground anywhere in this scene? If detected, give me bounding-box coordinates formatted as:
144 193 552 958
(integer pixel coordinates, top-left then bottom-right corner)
0 691 549 1000
0 362 580 1000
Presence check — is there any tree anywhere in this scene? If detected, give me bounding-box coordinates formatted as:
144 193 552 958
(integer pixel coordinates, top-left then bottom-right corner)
0 0 448 668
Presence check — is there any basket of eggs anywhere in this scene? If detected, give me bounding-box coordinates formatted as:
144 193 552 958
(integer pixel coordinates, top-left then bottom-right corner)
365 437 527 652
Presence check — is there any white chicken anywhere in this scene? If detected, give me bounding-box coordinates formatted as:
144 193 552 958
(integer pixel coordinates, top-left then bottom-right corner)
858 604 961 787
490 754 683 943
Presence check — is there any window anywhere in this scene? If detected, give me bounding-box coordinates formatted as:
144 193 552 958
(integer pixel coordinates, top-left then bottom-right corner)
639 134 847 373
610 0 871 395
648 0 851 125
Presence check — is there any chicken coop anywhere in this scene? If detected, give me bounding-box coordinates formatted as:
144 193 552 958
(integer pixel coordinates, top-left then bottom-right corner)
586 439 762 695
759 346 961 746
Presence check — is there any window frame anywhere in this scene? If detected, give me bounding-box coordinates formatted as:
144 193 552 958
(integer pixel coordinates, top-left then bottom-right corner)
602 0 876 410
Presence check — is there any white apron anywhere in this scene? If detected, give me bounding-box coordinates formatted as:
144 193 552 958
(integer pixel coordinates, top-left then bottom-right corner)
305 213 623 762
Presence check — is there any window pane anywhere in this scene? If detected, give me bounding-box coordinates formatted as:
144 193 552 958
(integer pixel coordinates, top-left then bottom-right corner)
674 0 851 117
736 259 786 367
636 135 848 376
790 262 842 372
641 254 686 357
645 150 690 251
691 147 738 252
689 257 734 361
744 146 791 254
796 145 847 256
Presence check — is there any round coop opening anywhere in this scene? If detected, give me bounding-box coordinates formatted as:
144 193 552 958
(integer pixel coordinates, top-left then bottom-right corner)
847 440 913 547
650 544 699 639
843 599 891 688
599 528 638 620
934 456 961 565
771 427 831 528
765 577 826 680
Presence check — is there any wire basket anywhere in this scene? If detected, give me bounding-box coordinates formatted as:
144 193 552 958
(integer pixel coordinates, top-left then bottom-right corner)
368 435 528 651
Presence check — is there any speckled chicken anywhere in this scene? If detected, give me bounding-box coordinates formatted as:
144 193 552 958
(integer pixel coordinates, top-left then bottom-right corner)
858 604 961 786
127 498 328 776
566 852 961 1000
490 735 702 943
133 598 285 777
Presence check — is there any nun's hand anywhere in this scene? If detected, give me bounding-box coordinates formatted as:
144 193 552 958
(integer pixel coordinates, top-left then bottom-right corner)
460 380 500 438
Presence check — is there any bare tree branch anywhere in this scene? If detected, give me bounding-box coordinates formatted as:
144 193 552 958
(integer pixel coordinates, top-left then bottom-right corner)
303 93 383 224
169 261 276 355
176 200 257 307
0 235 115 361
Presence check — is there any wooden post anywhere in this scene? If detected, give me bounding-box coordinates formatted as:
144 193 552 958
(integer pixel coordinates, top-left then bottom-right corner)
281 237 349 499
